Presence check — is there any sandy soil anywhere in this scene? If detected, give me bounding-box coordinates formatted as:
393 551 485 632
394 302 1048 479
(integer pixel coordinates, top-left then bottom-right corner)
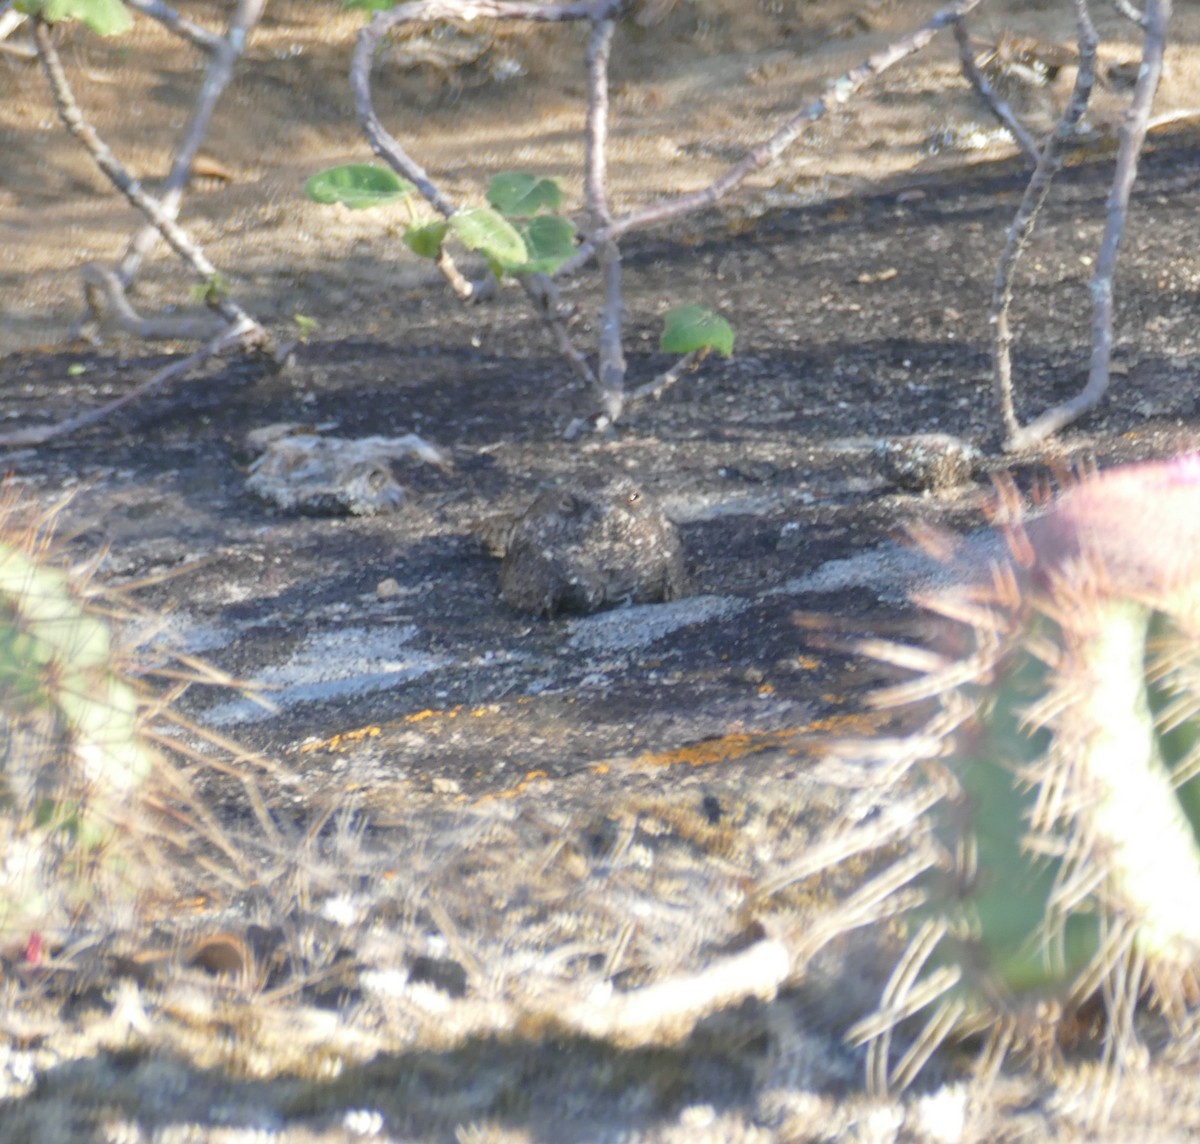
2 2 1200 1141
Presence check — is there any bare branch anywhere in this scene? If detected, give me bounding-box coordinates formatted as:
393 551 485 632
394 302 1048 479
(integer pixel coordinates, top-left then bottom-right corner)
81 262 227 341
559 0 985 276
585 17 626 423
0 321 255 449
1110 0 1148 27
114 0 266 289
627 348 706 405
534 938 793 1048
952 17 1042 165
351 0 608 376
520 276 597 386
32 16 269 346
989 0 1099 446
1004 0 1170 450
351 0 622 219
124 0 224 53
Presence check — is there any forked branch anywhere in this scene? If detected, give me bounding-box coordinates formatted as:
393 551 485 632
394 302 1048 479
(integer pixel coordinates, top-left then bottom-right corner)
1001 0 1171 450
32 15 269 348
989 0 1099 447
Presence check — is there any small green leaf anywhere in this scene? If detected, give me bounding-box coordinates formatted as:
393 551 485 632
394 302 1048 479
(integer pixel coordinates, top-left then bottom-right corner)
17 0 133 36
190 273 229 306
343 0 396 10
292 314 319 338
449 207 527 268
305 164 415 210
512 215 577 275
486 172 564 218
404 219 449 260
67 363 87 377
660 305 735 358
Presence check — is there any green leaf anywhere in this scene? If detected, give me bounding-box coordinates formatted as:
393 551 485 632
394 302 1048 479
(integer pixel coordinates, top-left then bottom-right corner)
190 272 229 306
403 219 448 260
660 305 735 358
449 207 527 268
512 215 577 275
292 314 319 338
305 164 415 210
17 0 133 36
486 172 564 218
343 0 396 9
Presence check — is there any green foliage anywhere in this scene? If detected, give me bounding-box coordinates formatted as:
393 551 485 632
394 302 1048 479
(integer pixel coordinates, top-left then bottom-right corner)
448 206 528 268
851 457 1200 1091
306 164 582 278
0 518 158 938
305 164 415 210
342 0 396 10
292 314 319 339
17 0 133 36
404 219 449 261
306 164 730 360
660 305 735 357
190 272 229 307
486 172 565 218
513 214 577 275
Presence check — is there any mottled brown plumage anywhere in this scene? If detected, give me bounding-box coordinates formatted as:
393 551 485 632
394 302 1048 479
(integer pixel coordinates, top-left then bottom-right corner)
497 475 687 617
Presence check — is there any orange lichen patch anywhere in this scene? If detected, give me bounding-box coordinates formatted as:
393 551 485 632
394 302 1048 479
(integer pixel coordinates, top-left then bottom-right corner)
631 730 803 769
293 725 382 754
400 704 502 726
477 769 556 803
404 707 461 724
629 711 891 770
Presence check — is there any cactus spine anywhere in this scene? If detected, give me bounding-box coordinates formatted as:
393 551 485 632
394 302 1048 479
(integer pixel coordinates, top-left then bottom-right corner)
0 495 159 942
845 456 1200 1092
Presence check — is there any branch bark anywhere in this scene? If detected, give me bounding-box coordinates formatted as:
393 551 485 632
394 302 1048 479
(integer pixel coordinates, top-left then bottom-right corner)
350 0 604 365
952 16 1041 166
1003 0 1170 450
989 0 1098 447
585 16 626 425
32 16 269 347
0 321 255 448
113 0 266 289
558 0 985 278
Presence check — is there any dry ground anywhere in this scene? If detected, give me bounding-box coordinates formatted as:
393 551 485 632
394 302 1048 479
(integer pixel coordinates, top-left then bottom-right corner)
2 2 1200 1141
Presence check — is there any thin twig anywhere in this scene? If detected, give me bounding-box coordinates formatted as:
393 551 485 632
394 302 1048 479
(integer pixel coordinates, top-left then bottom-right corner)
1110 0 1148 27
952 17 1042 165
0 5 34 57
529 938 792 1048
124 0 224 53
350 0 627 209
32 16 268 346
585 16 626 423
627 348 705 404
1004 0 1169 451
558 0 985 278
351 0 600 361
989 0 1099 446
520 275 596 385
114 0 266 289
0 321 255 448
81 262 227 341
